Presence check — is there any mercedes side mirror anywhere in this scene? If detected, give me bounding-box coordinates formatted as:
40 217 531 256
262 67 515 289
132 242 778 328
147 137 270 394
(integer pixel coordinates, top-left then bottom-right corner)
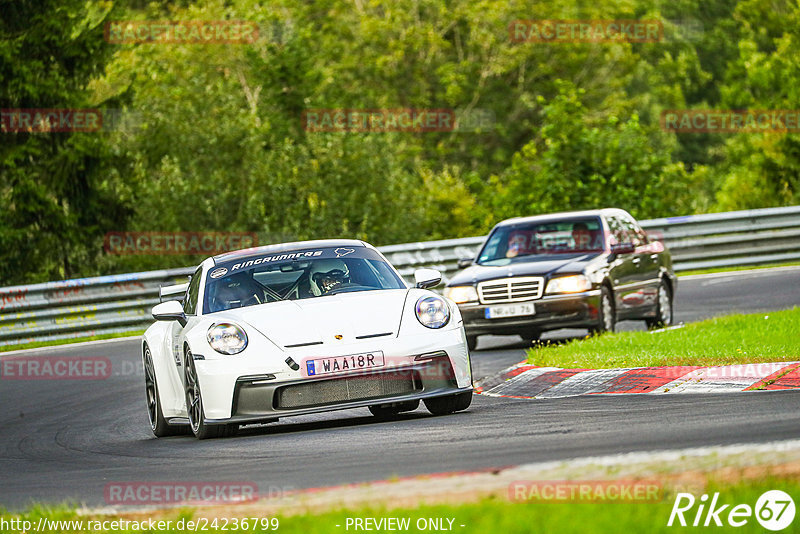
457 258 473 269
611 242 636 255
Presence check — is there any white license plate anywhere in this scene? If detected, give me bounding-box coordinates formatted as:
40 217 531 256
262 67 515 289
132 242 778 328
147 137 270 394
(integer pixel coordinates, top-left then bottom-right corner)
305 351 384 376
485 303 536 319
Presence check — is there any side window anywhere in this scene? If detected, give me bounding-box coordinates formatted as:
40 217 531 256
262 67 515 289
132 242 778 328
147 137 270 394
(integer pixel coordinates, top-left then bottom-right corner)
183 268 203 315
479 230 507 262
620 215 647 247
633 220 649 246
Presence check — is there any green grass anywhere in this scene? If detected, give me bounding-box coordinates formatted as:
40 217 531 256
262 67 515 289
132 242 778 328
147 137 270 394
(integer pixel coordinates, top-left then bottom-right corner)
527 307 800 369
0 330 145 353
2 476 798 533
677 260 800 277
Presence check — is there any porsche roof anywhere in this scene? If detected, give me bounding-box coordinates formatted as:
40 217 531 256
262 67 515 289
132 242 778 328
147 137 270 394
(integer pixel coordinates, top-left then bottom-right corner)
211 239 367 265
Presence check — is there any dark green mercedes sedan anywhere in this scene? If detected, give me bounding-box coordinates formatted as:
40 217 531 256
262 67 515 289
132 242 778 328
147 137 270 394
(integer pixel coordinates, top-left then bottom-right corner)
444 208 677 351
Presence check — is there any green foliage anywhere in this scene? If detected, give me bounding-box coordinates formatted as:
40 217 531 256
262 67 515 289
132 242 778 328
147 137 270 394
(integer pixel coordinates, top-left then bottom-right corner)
0 0 129 284
490 82 694 221
711 0 800 210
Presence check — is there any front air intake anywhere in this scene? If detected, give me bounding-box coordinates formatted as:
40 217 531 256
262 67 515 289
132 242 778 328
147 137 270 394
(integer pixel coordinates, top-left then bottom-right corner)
274 370 420 409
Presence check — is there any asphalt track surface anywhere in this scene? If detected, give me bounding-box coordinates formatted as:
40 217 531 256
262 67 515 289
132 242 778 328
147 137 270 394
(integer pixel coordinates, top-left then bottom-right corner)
1 267 799 509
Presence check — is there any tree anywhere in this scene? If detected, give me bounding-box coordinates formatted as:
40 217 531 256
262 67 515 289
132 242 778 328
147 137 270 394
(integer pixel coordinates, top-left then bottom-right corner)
490 82 693 221
713 0 800 210
0 0 130 284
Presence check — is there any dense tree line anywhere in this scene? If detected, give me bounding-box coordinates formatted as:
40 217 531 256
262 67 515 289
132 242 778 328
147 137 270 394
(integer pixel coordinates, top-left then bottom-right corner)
1 0 799 284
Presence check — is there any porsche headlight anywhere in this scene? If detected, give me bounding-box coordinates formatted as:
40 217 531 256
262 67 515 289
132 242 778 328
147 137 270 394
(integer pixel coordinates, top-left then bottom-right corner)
545 274 593 294
443 285 478 304
415 296 450 329
207 323 248 355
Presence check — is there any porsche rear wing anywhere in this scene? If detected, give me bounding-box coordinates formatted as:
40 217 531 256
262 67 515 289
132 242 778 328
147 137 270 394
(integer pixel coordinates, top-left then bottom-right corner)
159 282 189 303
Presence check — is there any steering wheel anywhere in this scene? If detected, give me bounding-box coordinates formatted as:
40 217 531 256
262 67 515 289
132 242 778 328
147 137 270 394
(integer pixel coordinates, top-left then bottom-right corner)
325 283 371 295
241 292 262 307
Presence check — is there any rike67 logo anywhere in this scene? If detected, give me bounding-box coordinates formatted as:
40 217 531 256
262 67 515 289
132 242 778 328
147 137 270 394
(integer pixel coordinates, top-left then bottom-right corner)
668 490 795 530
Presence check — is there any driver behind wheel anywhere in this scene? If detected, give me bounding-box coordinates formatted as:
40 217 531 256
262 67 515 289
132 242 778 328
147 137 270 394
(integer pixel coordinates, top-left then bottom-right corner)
572 222 601 251
211 273 259 311
309 259 350 296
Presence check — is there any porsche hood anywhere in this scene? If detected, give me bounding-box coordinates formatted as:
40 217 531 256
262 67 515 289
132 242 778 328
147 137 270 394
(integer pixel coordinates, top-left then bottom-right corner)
209 289 409 349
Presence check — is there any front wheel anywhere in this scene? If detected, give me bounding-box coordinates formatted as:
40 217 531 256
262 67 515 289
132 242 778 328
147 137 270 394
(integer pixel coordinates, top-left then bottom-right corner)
184 350 237 439
424 391 473 416
589 286 616 335
143 344 187 437
646 280 673 329
520 329 541 343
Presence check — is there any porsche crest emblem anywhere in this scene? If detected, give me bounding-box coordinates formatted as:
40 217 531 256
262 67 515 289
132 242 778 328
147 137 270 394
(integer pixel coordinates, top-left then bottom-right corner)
334 334 343 340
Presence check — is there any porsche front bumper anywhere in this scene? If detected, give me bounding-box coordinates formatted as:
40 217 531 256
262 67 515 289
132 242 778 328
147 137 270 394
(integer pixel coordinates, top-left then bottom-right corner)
195 327 472 425
211 352 468 424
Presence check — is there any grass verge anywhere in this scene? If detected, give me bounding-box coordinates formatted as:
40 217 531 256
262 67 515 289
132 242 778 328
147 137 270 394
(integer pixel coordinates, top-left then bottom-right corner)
2 475 798 533
0 330 145 353
527 307 800 369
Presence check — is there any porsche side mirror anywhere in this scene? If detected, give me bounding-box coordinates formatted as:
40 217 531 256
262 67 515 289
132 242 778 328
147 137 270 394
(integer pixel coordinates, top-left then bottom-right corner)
457 258 473 269
152 300 187 327
414 268 442 289
611 242 636 255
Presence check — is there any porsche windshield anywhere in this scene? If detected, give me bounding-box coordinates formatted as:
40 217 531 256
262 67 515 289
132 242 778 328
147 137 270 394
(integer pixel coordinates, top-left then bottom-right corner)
203 247 406 313
478 217 605 265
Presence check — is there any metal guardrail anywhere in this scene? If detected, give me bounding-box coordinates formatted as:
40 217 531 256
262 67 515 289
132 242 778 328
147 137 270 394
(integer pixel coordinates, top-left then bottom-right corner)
0 269 193 347
1 205 799 347
383 206 800 279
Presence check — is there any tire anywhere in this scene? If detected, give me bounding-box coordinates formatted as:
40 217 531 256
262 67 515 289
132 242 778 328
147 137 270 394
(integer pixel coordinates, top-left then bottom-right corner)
520 329 541 343
424 390 473 416
646 280 673 329
184 349 237 439
368 400 419 418
466 335 478 351
143 344 187 437
590 286 616 335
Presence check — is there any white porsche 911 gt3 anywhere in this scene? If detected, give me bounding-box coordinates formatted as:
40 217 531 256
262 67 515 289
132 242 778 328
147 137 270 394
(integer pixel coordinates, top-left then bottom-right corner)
142 239 473 439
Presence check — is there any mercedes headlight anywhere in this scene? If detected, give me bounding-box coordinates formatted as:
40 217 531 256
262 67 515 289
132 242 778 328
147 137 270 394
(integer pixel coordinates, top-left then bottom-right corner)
545 274 593 294
443 285 478 304
207 323 248 355
415 296 451 329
